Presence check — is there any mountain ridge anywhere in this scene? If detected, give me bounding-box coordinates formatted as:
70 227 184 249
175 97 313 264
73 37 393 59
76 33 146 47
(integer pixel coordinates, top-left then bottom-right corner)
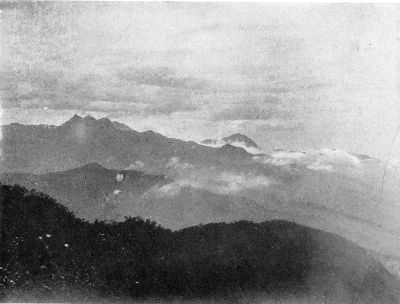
0 115 253 174
0 163 269 227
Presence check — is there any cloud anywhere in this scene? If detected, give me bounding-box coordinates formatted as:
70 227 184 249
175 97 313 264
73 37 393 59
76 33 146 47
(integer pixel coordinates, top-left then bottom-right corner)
155 182 183 197
1 69 123 110
388 158 400 171
256 119 297 130
212 104 284 121
214 172 273 193
235 119 302 135
145 101 199 116
154 169 274 197
118 66 207 89
83 101 139 113
306 161 333 171
125 161 145 170
200 138 262 154
1 67 200 116
2 3 398 160
267 87 291 94
166 157 195 170
262 148 364 172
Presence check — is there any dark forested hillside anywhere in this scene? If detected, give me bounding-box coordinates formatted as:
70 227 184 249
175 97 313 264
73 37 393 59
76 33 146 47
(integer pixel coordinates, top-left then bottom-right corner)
0 184 399 303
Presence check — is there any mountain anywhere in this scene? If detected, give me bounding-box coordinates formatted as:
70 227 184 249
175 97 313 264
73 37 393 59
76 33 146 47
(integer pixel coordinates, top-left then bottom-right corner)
0 163 170 221
0 163 270 228
137 184 273 230
201 133 259 152
223 133 259 148
3 115 400 263
4 162 400 273
2 184 399 303
0 115 253 175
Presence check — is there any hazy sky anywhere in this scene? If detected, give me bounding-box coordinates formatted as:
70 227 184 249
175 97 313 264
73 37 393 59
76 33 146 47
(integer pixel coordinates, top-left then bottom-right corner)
1 2 399 158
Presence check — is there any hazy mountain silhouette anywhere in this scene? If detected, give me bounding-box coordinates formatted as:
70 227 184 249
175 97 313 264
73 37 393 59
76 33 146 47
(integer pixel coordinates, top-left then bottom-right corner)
0 163 270 227
0 163 169 221
201 133 259 150
0 115 252 174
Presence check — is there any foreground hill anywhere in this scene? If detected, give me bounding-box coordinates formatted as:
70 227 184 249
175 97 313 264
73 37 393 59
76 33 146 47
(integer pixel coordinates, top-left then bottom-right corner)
1 184 399 303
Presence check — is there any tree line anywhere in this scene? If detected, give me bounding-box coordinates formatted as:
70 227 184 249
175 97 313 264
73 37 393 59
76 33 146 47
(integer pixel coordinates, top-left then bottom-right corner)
1 184 397 303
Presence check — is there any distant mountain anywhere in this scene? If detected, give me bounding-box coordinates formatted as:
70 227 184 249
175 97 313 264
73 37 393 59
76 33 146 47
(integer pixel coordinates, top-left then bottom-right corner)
2 184 399 303
0 115 252 174
201 133 259 151
138 184 272 230
223 133 259 148
0 163 270 228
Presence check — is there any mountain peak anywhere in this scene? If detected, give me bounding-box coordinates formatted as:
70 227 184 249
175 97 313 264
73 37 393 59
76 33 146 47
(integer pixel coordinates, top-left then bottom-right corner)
97 117 114 128
63 114 83 125
83 115 96 122
62 115 117 130
222 133 258 148
201 133 258 150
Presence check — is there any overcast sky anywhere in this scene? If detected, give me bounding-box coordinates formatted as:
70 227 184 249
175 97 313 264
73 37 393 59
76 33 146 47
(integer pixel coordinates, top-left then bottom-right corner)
1 2 399 158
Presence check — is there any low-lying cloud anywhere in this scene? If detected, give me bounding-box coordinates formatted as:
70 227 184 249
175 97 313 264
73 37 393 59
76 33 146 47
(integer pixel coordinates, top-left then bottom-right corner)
261 149 367 172
201 139 262 154
154 170 274 197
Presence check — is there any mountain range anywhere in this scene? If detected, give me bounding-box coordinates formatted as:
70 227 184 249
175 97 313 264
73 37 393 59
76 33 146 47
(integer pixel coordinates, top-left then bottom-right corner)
0 114 253 175
2 115 400 266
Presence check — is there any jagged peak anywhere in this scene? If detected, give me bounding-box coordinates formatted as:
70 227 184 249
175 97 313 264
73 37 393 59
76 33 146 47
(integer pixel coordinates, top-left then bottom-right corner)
63 114 83 125
83 115 96 122
98 117 111 123
96 117 114 128
62 115 116 129
227 132 247 138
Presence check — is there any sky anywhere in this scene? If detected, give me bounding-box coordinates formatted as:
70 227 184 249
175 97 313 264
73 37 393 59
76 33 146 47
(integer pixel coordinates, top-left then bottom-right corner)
1 2 400 159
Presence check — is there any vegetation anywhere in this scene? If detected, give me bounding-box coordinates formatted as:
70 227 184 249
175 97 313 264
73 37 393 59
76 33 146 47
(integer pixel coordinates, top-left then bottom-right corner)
0 184 398 303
